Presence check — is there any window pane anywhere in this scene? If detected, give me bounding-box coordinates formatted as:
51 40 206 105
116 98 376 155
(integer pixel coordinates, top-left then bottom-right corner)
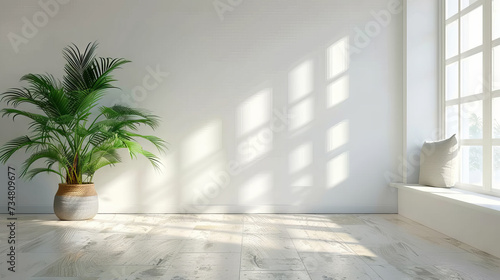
446 62 459 100
447 0 459 18
461 0 479 10
494 46 500 91
461 100 483 139
461 52 483 96
446 21 459 59
461 146 483 185
461 6 483 53
446 105 459 137
494 0 500 40
493 98 500 138
494 147 500 190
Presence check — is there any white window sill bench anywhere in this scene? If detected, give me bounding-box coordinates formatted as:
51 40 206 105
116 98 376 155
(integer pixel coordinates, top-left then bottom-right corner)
390 183 500 258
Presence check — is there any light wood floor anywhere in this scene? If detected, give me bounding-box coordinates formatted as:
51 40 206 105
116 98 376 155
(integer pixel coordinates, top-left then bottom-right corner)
1 214 500 279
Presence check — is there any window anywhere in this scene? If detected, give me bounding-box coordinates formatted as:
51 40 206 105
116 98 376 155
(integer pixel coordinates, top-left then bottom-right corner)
443 0 500 195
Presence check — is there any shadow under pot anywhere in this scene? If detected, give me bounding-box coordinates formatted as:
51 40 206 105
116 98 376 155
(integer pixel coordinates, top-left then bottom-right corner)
53 183 98 221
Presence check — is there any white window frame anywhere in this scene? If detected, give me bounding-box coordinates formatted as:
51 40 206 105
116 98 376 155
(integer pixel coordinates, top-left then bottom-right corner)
442 0 500 197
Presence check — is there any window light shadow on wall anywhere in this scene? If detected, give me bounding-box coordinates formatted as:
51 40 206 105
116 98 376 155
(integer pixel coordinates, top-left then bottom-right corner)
237 89 273 137
180 120 225 208
286 35 352 202
325 36 350 190
289 142 314 206
137 153 178 211
287 59 315 205
181 120 223 170
289 142 313 174
100 170 142 212
290 174 314 204
327 120 349 153
236 88 273 167
327 152 350 189
99 32 354 212
237 88 275 212
326 37 350 109
289 60 314 132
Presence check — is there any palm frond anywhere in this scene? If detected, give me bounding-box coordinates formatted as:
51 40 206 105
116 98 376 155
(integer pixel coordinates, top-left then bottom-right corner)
1 87 42 108
1 108 49 123
100 105 160 129
0 109 56 140
121 139 143 159
87 57 130 93
1 42 165 182
82 147 121 176
139 149 163 171
125 132 167 153
71 90 104 118
21 73 61 98
0 136 40 163
121 139 163 171
26 167 64 181
17 74 69 118
21 148 67 177
62 42 98 93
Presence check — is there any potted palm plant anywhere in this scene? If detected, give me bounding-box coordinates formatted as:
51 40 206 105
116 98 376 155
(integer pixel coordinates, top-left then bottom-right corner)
0 42 166 220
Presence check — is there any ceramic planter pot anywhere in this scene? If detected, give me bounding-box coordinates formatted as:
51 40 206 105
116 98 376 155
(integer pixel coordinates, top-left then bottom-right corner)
53 183 98 221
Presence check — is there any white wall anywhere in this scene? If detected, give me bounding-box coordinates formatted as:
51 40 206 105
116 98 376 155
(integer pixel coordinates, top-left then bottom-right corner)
403 0 440 183
0 0 403 213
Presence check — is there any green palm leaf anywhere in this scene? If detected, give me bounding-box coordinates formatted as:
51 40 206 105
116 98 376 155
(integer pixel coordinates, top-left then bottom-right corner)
63 42 98 93
0 42 165 184
21 148 67 179
0 136 40 163
26 168 64 181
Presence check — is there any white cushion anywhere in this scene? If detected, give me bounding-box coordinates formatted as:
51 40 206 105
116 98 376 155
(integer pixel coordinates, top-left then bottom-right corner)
418 134 459 188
